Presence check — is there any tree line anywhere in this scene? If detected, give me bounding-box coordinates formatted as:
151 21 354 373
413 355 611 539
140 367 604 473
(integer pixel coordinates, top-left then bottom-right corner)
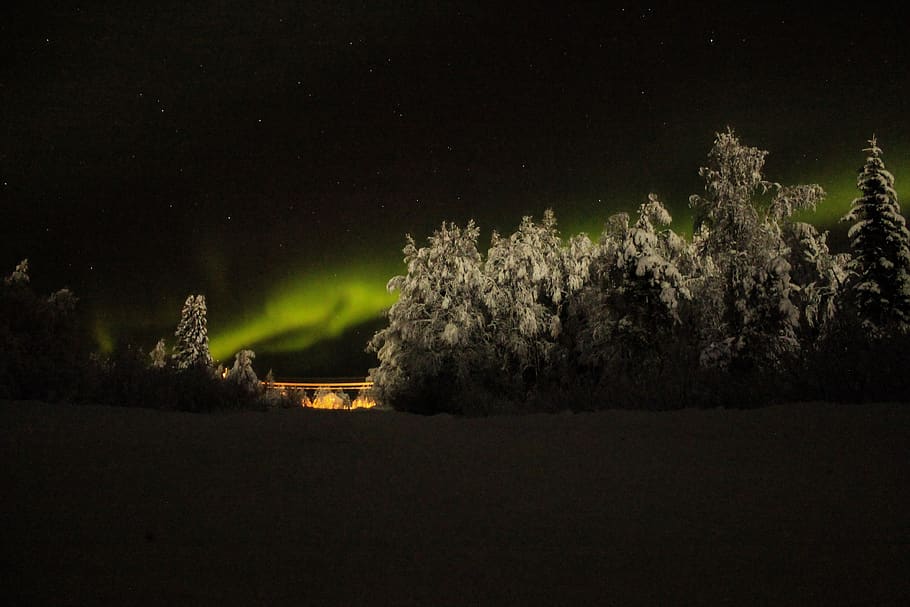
0 267 292 410
367 129 910 414
3 128 909 413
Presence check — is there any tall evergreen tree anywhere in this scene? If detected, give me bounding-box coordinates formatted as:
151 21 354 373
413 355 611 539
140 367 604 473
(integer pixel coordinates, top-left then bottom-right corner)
841 137 910 334
172 294 214 369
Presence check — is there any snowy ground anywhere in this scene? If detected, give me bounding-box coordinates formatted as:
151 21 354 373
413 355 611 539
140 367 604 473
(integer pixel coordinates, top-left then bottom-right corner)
2 400 909 606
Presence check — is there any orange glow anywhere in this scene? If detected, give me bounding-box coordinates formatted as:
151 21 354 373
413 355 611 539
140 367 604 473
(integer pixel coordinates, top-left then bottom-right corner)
351 395 377 409
310 391 345 410
265 379 377 410
306 389 377 410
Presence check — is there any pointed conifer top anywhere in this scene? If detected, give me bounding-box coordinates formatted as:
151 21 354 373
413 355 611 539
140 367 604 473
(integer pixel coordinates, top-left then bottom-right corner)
864 135 882 158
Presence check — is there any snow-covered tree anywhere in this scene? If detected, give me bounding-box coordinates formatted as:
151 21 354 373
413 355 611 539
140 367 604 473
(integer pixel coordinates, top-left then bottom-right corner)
258 368 281 405
172 294 214 370
368 221 492 412
47 288 77 313
614 194 691 324
571 194 692 374
148 338 168 368
227 349 260 393
564 232 596 294
689 128 827 371
784 222 848 340
484 209 582 387
841 137 910 334
4 259 29 286
1 259 85 401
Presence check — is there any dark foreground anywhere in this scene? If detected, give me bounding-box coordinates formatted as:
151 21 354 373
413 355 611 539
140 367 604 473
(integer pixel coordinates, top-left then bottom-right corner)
2 400 909 606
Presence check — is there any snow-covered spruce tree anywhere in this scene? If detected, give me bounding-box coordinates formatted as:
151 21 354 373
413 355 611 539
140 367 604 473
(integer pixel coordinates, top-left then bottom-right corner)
484 209 586 393
568 194 693 402
689 128 828 372
368 221 492 413
172 294 214 370
841 137 910 335
228 349 260 394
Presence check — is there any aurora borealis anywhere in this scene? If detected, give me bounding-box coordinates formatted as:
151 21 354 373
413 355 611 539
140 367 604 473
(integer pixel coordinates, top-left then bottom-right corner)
3 3 909 375
207 264 398 362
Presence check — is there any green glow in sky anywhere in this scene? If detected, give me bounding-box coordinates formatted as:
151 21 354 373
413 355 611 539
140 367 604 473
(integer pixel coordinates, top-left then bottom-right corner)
93 318 115 354
562 146 910 236
207 264 399 362
793 148 910 226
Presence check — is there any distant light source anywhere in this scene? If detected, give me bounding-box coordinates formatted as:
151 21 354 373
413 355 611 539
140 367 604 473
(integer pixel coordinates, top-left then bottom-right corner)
351 395 377 409
267 380 378 410
311 391 345 410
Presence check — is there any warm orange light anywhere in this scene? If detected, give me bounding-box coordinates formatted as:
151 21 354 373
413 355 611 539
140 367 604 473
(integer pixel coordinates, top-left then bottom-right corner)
310 391 345 410
351 395 377 409
304 388 376 410
263 379 378 410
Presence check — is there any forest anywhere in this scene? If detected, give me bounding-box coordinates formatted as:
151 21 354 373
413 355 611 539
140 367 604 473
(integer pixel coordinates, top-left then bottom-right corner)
368 129 910 413
3 129 909 414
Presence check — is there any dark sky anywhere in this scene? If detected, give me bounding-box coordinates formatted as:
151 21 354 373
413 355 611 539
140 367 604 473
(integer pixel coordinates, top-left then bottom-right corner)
3 2 909 375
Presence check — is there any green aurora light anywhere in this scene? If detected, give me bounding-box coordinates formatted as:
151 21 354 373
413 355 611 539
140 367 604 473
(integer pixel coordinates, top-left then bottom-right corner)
207 264 399 362
793 148 910 225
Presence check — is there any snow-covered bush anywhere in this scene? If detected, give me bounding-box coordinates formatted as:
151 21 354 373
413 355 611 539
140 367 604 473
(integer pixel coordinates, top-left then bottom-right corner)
149 338 168 368
228 349 260 394
259 372 307 409
47 288 77 313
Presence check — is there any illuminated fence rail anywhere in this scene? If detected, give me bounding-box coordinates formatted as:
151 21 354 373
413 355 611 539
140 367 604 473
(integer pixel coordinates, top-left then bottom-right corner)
269 380 373 391
264 379 377 410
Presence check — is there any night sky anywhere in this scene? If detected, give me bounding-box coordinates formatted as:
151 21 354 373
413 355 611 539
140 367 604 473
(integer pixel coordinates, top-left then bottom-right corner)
3 2 909 376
